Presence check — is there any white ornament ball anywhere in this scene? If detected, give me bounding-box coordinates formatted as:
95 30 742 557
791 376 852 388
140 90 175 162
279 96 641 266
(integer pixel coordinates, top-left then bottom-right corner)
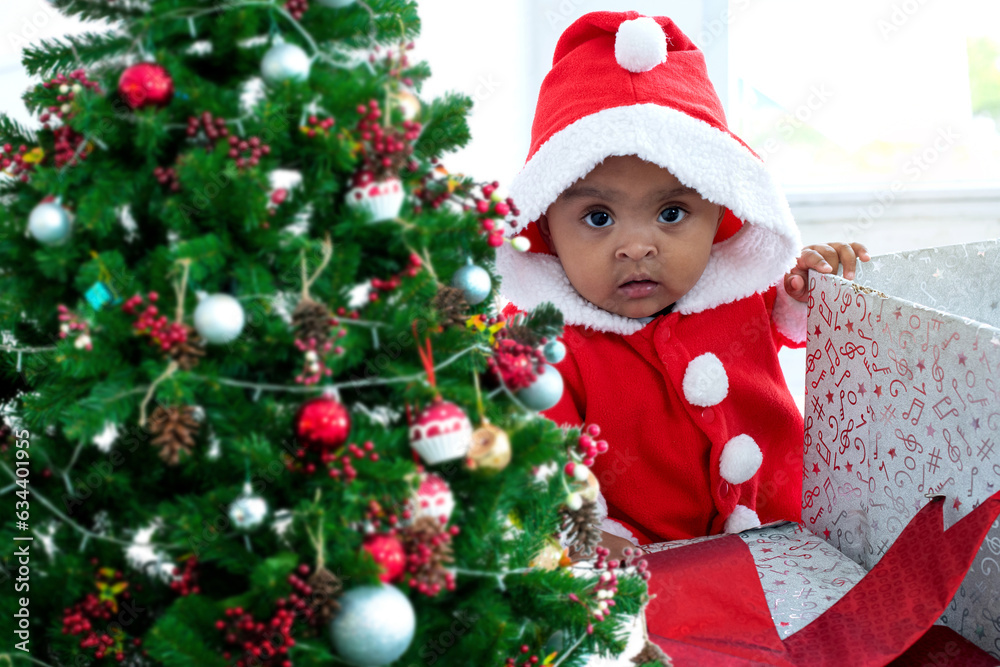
511 236 531 252
193 294 245 344
28 202 72 245
572 463 590 483
516 363 564 411
451 260 492 306
566 492 583 511
330 584 415 666
228 492 268 530
261 42 311 86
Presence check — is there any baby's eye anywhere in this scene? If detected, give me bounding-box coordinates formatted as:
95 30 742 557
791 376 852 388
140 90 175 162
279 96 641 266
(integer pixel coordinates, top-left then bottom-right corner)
583 210 613 228
659 207 687 224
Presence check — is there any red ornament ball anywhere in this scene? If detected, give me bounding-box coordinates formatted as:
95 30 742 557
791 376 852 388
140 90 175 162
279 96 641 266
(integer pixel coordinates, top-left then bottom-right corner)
294 395 351 451
362 533 406 583
118 63 174 109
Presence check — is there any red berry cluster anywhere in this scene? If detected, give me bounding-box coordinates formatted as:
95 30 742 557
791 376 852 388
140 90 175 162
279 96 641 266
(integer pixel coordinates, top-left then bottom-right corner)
1 143 36 182
226 134 270 170
39 69 102 124
352 98 422 181
57 304 93 351
61 569 144 662
404 522 459 596
215 605 295 667
288 439 378 479
185 110 229 147
367 253 422 303
369 42 415 82
153 165 180 192
302 113 335 138
475 182 519 248
121 291 188 352
363 498 407 531
412 170 520 248
567 545 649 634
284 0 308 20
169 555 199 596
504 644 543 666
488 333 546 391
565 423 607 470
52 125 89 168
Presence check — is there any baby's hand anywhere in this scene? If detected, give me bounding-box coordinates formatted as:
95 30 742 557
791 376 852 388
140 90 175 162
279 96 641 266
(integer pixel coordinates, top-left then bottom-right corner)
784 242 871 302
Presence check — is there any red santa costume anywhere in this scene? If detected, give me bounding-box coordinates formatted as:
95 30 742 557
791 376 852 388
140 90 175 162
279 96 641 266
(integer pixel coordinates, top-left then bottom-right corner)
497 11 811 545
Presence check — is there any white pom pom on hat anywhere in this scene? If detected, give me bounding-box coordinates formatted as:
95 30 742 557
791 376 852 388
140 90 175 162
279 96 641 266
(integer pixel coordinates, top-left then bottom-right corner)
614 16 668 73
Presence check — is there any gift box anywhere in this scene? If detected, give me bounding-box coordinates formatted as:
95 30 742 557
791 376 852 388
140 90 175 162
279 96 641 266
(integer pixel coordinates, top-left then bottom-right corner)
801 238 1000 658
584 239 1000 667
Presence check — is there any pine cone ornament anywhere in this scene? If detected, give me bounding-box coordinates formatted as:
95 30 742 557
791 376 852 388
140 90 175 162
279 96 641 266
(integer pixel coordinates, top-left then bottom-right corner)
306 566 343 629
560 498 602 559
400 515 455 596
292 297 333 345
147 405 200 465
431 284 469 328
631 640 673 666
167 324 206 370
503 323 541 348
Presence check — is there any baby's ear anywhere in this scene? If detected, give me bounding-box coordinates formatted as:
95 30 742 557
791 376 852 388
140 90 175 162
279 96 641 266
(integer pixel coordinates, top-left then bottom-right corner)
537 214 554 250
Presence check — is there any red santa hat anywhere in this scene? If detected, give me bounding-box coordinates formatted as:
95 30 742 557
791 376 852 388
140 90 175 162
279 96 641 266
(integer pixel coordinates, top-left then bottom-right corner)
497 11 802 335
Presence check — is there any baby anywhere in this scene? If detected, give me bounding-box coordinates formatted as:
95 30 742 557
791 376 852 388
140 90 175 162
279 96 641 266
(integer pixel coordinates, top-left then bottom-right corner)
496 12 868 558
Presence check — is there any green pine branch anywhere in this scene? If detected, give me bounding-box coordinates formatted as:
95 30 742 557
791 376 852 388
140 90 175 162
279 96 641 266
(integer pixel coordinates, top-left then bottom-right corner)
47 0 148 23
22 30 132 79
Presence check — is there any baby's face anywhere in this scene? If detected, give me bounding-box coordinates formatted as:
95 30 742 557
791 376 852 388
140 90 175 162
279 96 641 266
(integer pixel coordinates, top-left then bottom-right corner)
538 155 724 319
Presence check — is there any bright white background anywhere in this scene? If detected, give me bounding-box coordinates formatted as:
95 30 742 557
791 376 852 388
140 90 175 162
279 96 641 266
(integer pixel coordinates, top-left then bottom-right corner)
5 0 1000 411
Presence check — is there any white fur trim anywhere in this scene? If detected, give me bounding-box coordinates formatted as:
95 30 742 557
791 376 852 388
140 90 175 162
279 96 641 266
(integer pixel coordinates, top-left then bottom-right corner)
499 104 801 333
615 17 667 73
682 353 728 407
600 518 640 546
594 489 639 546
719 434 763 485
723 504 761 534
772 281 809 344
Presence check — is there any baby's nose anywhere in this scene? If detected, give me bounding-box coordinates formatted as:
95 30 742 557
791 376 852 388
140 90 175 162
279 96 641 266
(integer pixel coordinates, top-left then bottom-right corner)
615 233 658 260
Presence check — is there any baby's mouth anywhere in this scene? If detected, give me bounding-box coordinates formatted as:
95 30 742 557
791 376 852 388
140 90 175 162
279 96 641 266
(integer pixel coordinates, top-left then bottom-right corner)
618 279 659 298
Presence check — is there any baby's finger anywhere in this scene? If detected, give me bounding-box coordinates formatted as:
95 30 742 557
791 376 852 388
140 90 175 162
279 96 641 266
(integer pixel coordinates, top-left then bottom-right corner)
852 242 871 262
784 271 808 302
837 243 860 280
797 247 833 272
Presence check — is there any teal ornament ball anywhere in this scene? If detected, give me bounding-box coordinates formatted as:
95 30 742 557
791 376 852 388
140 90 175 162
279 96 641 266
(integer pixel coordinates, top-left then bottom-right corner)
27 201 72 245
193 293 245 344
451 258 492 305
260 42 311 86
542 339 566 364
516 363 564 411
330 584 415 666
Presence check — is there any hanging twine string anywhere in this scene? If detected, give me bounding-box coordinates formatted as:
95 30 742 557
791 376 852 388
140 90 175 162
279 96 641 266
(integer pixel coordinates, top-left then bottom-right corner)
138 360 179 427
170 258 192 323
472 367 486 423
88 250 120 300
300 233 333 301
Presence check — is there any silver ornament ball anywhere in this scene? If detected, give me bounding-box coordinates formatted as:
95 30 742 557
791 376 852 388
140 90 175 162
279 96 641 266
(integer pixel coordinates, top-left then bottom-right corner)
260 42 311 86
228 493 268 530
330 584 415 666
316 0 357 6
516 363 564 411
28 202 72 245
451 260 492 306
542 339 566 364
193 294 245 344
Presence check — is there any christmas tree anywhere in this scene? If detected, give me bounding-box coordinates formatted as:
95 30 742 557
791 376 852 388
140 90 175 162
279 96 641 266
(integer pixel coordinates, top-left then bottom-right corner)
0 1 656 665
